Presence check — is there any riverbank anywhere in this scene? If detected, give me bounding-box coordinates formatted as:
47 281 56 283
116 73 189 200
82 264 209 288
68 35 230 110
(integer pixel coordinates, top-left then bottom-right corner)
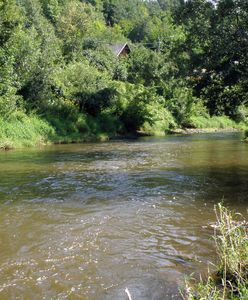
184 204 248 300
170 127 241 135
1 127 243 151
0 112 247 150
0 112 110 150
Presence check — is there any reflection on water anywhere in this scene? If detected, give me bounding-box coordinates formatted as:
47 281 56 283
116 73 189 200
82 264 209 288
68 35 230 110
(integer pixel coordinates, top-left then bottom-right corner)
0 132 247 299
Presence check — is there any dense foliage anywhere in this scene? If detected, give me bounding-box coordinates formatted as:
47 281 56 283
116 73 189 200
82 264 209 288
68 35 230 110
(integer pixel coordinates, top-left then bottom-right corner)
0 0 247 146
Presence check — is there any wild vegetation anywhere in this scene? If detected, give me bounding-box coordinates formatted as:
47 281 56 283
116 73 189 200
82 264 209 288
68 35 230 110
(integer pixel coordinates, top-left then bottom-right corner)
184 204 248 300
0 0 248 148
244 129 248 142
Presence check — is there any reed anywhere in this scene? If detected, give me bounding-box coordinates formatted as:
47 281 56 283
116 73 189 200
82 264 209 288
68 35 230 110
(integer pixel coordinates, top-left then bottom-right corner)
184 203 248 300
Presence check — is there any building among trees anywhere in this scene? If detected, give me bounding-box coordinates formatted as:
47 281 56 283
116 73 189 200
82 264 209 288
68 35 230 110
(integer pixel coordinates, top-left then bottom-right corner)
109 43 131 57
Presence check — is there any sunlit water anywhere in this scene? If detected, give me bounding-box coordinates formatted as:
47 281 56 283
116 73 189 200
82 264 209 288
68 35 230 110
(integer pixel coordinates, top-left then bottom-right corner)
0 133 247 299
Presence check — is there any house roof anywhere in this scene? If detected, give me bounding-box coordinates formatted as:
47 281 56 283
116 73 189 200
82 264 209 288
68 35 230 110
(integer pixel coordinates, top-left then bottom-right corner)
108 43 130 57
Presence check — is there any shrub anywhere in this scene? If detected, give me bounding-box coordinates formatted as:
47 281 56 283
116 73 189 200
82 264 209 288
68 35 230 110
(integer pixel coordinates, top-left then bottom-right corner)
141 105 176 135
243 129 248 142
234 105 248 124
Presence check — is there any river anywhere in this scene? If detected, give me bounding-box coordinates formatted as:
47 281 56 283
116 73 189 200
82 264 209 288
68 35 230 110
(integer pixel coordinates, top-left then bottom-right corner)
0 132 247 299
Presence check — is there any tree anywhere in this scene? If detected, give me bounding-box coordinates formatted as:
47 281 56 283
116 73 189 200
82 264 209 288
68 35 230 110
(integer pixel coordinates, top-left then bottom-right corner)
53 60 110 114
0 0 24 115
57 1 101 57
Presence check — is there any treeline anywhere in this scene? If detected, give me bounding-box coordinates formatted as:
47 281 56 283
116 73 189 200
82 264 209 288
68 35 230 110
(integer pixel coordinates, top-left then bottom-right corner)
0 0 248 147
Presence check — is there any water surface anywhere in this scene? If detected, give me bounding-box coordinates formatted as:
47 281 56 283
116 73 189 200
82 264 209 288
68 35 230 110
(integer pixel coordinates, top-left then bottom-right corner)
0 132 247 299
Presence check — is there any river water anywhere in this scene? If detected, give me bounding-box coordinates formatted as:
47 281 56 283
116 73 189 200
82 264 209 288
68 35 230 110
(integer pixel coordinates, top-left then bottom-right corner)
0 133 247 299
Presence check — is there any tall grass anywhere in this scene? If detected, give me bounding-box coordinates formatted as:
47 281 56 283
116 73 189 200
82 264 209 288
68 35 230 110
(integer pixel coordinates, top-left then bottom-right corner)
0 110 245 150
187 116 238 129
0 111 113 150
0 111 55 149
0 109 121 150
184 204 248 300
46 113 112 144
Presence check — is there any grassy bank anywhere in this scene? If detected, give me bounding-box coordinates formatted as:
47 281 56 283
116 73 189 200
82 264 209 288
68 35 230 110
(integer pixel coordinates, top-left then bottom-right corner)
134 115 245 137
0 112 113 150
187 115 238 129
0 112 55 150
184 204 248 300
0 112 246 150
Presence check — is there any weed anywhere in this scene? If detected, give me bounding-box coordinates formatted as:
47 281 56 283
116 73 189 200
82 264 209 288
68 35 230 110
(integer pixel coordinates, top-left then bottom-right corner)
184 204 248 300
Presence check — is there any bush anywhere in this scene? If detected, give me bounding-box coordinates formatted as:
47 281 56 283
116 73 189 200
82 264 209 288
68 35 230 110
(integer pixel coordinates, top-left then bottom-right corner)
141 105 176 135
164 83 196 126
244 129 248 142
98 111 123 135
235 105 248 124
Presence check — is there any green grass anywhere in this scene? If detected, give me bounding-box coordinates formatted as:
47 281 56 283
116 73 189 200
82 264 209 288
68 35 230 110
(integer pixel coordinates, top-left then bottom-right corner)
1 111 246 150
0 111 55 149
187 116 238 129
46 113 116 144
184 204 248 300
0 111 114 149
